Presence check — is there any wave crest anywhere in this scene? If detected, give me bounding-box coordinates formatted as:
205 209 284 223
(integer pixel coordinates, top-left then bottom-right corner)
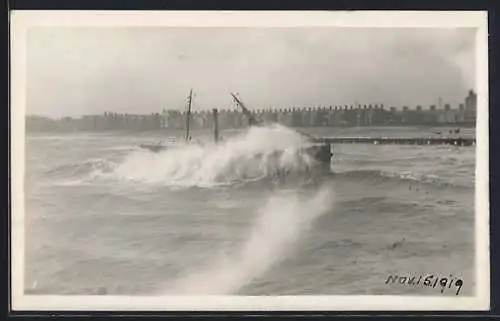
106 125 322 187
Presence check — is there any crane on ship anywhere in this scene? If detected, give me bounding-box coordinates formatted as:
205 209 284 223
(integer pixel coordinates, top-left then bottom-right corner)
229 92 333 166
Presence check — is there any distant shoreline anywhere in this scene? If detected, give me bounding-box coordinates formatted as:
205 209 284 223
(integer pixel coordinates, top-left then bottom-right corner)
25 124 476 136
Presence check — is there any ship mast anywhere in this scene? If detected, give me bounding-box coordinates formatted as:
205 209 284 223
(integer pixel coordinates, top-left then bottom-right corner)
185 89 193 141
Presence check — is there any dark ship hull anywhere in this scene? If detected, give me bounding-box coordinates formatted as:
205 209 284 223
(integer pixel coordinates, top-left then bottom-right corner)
306 142 333 168
139 144 168 153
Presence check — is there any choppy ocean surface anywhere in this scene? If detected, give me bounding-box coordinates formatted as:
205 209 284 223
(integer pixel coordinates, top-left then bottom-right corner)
24 125 475 296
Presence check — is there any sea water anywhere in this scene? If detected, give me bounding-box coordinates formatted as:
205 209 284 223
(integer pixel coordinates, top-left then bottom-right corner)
23 125 475 296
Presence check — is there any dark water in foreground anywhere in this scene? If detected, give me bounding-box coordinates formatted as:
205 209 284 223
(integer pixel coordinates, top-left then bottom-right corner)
24 126 475 296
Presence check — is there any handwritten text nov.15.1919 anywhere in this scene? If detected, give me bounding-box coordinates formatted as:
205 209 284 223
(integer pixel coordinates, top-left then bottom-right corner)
385 273 464 295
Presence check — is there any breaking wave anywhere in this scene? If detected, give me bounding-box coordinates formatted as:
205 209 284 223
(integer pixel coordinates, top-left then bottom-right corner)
43 123 472 190
73 124 324 188
160 183 335 295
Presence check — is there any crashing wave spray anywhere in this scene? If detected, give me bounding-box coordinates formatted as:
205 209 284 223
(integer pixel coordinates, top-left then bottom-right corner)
105 124 319 187
161 183 335 295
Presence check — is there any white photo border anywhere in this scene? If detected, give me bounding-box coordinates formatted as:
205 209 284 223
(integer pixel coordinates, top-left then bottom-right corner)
10 10 490 311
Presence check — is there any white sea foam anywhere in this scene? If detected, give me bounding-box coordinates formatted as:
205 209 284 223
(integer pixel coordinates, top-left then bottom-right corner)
98 124 318 187
161 183 335 295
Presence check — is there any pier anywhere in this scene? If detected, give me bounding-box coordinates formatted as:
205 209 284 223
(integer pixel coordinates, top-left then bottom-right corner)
318 137 475 146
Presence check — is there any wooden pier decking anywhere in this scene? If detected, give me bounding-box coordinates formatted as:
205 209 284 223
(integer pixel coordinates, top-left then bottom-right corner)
316 137 475 146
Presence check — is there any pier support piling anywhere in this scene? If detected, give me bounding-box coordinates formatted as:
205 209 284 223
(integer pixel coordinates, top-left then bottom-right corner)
213 108 219 143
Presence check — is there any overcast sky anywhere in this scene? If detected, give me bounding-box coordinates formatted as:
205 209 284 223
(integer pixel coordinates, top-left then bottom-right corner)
26 27 476 117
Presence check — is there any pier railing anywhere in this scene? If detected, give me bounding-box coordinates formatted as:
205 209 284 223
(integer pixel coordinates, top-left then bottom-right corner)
317 137 475 146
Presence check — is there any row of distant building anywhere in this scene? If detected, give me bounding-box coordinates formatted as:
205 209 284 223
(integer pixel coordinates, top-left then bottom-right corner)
26 90 477 133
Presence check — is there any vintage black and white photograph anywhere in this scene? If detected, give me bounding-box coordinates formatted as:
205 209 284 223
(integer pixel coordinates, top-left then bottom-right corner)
11 11 489 311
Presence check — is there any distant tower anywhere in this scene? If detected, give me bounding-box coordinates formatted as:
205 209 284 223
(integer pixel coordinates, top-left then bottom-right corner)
465 89 477 124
